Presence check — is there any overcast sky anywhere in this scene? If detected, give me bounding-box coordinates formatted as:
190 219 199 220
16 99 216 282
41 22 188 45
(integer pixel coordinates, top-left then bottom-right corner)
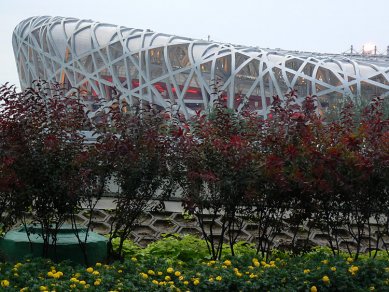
1 0 389 88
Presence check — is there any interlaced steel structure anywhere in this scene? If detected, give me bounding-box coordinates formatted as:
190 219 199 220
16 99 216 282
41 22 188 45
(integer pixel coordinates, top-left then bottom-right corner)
13 16 389 118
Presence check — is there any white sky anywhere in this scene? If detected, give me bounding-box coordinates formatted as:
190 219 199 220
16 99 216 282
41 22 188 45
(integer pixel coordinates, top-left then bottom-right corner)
1 0 389 88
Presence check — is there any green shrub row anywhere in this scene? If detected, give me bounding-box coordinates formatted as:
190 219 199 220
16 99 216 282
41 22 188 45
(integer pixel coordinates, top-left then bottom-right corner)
1 237 389 291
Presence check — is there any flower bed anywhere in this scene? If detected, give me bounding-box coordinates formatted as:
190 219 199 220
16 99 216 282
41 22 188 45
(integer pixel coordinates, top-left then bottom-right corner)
1 246 389 291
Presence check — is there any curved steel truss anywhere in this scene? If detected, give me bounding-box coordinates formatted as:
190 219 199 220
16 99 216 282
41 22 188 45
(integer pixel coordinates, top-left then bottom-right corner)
13 16 389 118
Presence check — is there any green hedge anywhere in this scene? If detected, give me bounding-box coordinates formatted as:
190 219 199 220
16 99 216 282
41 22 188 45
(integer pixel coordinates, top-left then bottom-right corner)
1 238 389 291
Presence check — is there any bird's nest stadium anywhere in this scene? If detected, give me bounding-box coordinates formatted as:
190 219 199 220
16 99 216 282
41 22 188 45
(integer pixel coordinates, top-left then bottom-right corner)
12 16 389 118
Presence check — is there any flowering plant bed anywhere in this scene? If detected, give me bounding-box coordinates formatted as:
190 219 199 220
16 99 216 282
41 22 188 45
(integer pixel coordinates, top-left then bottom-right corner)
1 246 389 291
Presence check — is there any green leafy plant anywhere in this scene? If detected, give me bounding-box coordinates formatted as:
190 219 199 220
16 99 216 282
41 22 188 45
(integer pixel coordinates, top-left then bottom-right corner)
140 233 209 263
110 237 141 258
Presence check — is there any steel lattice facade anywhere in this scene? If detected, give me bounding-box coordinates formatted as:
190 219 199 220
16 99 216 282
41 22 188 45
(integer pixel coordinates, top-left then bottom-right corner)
13 16 389 118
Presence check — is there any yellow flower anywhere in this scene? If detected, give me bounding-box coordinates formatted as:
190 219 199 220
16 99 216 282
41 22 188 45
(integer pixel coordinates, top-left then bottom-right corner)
140 273 148 279
252 258 259 264
70 278 79 283
331 266 337 272
183 281 189 285
165 276 171 281
152 280 159 285
347 257 353 264
131 257 137 262
216 276 222 281
86 267 94 273
193 279 200 286
92 270 100 276
322 275 330 284
79 280 86 285
249 273 256 279
224 260 232 266
69 284 76 289
179 276 184 281
47 271 54 277
209 277 214 282
148 270 155 275
304 269 310 274
1 280 10 287
157 271 163 276
235 272 242 277
175 271 181 277
94 280 101 286
254 261 260 267
85 284 90 289
348 265 359 275
321 259 329 265
167 267 174 274
248 265 254 270
118 269 123 273
95 262 102 267
39 286 47 291
261 261 266 266
310 286 318 292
